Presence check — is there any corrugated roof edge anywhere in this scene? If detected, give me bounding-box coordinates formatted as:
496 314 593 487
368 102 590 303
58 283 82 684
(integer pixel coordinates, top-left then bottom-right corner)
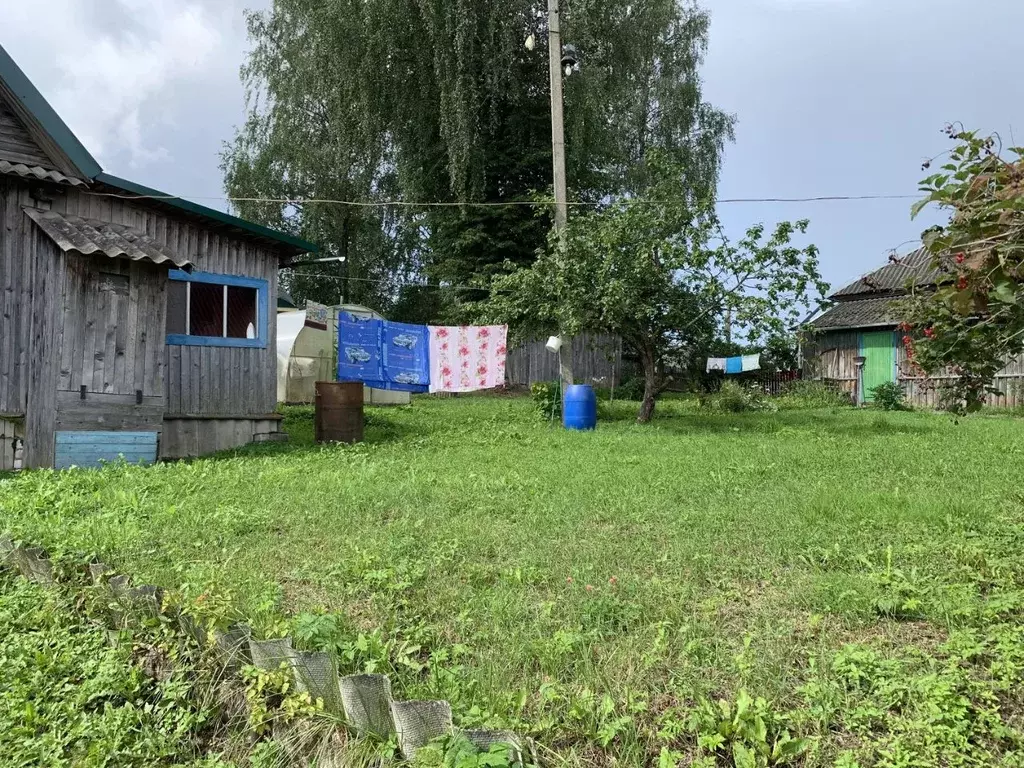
95 173 318 255
0 44 102 180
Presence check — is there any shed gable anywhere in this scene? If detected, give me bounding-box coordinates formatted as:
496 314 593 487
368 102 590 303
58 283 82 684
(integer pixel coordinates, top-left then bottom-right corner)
0 94 54 169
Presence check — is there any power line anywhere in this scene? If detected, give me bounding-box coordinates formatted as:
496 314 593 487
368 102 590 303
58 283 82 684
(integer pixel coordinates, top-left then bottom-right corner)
286 271 495 294
81 188 921 209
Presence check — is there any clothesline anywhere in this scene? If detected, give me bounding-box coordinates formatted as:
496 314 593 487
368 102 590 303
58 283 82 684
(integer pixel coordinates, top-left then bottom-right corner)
706 354 761 374
337 314 509 394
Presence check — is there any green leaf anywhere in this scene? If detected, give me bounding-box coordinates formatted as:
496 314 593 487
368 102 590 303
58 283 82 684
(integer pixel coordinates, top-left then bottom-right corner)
718 698 732 721
910 197 933 220
735 689 753 719
733 742 756 768
753 714 768 744
994 279 1016 305
658 747 682 768
772 736 812 764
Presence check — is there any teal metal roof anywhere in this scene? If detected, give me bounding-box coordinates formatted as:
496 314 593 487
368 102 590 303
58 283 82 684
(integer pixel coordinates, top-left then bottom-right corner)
95 174 318 254
0 45 101 179
0 43 316 255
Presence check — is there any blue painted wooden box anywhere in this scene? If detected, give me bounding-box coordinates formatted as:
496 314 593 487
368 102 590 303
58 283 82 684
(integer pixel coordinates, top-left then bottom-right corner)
54 432 159 470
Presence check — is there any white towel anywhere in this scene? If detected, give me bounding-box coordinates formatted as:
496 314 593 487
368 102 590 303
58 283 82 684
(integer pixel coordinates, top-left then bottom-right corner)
741 354 761 372
429 325 508 393
706 357 727 373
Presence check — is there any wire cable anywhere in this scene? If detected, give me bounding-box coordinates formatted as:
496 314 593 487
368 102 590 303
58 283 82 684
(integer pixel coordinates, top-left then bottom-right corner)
284 271 496 294
80 188 921 209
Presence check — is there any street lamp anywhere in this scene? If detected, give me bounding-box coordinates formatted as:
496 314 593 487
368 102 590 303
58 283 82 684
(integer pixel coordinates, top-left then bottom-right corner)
561 44 581 77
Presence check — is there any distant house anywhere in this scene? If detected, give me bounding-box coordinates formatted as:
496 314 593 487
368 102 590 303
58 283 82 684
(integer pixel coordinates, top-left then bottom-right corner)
803 250 1024 408
0 44 317 470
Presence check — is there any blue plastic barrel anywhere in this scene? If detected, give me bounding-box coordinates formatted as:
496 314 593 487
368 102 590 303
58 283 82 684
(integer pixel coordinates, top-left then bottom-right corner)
563 384 598 431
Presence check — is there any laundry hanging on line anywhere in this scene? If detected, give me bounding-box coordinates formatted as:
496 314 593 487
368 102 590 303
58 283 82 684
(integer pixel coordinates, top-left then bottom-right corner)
337 316 509 393
337 314 430 393
707 353 762 375
429 325 508 394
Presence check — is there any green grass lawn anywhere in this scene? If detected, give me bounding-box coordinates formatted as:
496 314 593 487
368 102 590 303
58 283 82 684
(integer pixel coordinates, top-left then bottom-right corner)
3 397 1024 766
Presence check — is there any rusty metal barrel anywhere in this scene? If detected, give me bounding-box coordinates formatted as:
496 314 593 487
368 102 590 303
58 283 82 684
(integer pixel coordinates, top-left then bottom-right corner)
315 382 364 444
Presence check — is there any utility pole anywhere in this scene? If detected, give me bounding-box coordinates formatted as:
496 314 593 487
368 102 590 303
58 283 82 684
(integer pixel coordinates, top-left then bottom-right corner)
547 0 574 390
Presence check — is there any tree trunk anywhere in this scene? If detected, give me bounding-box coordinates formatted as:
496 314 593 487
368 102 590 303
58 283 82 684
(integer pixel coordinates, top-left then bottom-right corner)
637 347 658 424
558 338 574 391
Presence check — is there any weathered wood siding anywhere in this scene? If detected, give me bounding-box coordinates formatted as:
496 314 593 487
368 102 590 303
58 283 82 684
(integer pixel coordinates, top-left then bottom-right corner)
0 98 52 168
161 417 283 459
896 339 1024 409
0 177 31 416
804 328 1024 408
2 172 284 467
506 333 623 387
801 330 860 399
42 184 280 419
59 257 166 398
0 178 66 466
161 236 279 418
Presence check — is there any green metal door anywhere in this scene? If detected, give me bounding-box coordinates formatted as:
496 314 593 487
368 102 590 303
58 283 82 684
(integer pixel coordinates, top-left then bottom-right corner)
861 331 896 402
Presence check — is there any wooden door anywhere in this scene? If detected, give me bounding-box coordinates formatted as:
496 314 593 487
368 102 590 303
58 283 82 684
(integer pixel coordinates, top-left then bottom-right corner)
861 331 896 402
55 256 167 436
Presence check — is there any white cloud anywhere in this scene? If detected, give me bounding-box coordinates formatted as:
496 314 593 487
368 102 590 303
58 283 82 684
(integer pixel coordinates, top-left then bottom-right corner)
1 0 247 169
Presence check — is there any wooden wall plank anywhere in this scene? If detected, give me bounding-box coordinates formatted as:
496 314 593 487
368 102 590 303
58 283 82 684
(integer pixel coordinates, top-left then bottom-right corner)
0 179 19 413
111 262 129 393
58 254 80 391
167 345 181 414
23 228 64 468
80 261 98 393
69 257 88 391
190 346 202 415
98 267 118 393
0 99 54 168
0 418 22 471
56 390 164 432
124 262 141 394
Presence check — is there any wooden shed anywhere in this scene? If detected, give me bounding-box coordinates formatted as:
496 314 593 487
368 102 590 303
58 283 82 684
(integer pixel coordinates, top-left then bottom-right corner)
803 250 1024 408
0 44 316 470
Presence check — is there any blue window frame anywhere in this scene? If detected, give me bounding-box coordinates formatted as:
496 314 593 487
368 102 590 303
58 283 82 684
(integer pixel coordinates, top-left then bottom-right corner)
166 270 269 349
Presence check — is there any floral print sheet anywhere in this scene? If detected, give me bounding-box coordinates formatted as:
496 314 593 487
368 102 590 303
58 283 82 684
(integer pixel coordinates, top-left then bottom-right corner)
428 325 508 393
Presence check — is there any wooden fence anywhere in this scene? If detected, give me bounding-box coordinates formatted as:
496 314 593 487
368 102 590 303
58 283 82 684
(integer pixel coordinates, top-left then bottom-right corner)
506 333 623 387
685 370 803 396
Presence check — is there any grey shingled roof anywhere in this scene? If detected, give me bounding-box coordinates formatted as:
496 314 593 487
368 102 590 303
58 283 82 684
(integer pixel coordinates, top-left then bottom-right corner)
831 249 938 298
810 296 904 331
0 159 85 187
809 249 938 331
24 208 192 269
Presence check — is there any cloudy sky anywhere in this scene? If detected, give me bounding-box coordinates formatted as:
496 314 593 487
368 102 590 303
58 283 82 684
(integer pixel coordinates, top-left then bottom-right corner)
3 0 1022 293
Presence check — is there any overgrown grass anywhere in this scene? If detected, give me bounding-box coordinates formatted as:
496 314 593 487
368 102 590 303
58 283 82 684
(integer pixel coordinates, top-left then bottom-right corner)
3 398 1024 766
0 574 223 767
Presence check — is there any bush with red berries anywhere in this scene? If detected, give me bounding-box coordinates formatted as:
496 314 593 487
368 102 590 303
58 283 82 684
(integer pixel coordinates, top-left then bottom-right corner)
901 127 1024 413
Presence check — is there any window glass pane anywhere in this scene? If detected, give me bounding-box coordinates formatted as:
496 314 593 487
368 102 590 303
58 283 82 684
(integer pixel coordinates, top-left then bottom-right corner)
226 286 258 339
190 282 224 337
166 280 187 335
